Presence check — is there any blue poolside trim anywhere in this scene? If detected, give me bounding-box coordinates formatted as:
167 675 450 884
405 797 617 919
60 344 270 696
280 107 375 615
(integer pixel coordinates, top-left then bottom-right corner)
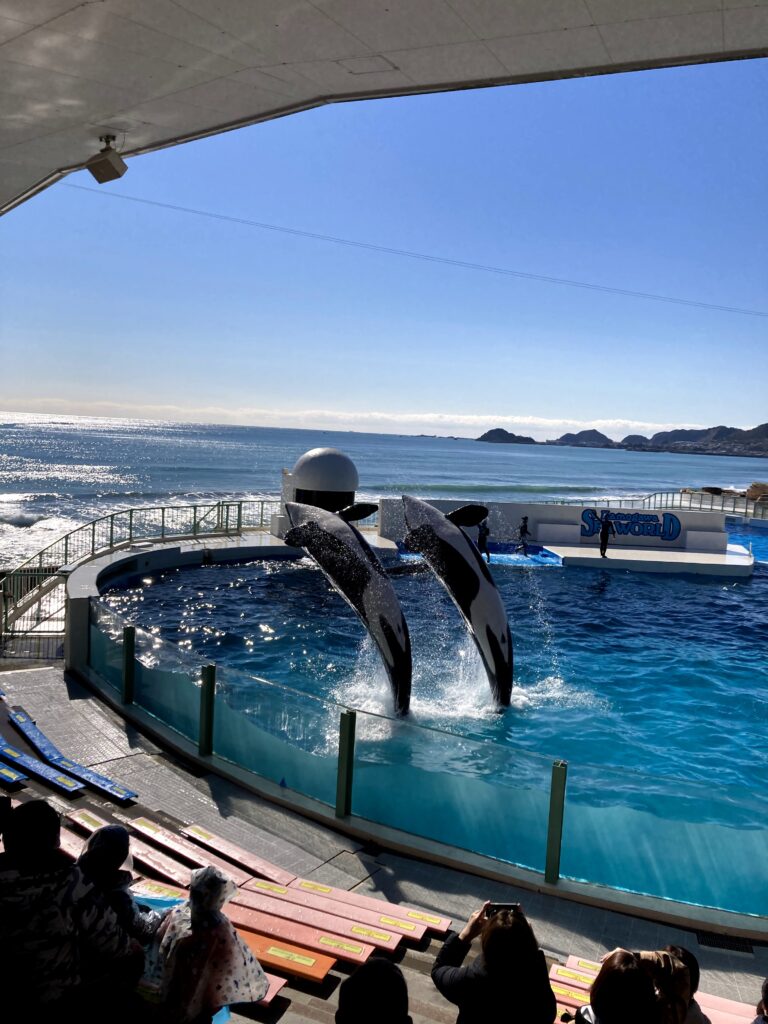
7 708 137 802
0 734 84 794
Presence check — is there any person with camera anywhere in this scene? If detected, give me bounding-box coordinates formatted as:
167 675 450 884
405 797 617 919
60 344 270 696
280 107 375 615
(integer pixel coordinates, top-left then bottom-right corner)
431 901 555 1024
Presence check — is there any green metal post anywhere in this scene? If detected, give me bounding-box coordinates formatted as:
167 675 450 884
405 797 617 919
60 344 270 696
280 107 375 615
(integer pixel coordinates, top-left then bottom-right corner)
63 534 69 565
193 506 198 537
199 664 216 757
544 759 568 885
129 509 134 544
335 709 356 818
109 515 114 549
237 502 243 533
161 507 166 539
122 626 135 704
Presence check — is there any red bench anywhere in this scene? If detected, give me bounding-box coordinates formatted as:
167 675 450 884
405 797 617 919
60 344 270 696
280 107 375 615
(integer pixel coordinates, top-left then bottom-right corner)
243 877 428 941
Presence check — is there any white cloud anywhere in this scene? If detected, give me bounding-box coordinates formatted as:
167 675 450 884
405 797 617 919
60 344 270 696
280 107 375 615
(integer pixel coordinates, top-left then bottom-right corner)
0 397 726 440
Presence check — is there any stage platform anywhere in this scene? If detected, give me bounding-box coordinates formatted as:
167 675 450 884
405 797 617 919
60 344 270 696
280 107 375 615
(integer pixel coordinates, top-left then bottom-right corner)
545 542 754 577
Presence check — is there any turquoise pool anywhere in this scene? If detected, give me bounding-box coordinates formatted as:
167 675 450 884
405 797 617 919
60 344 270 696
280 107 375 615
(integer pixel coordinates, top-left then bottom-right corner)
102 523 768 916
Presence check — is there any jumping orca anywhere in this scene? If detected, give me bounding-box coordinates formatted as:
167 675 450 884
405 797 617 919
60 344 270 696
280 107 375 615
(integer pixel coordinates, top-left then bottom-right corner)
401 495 512 708
284 501 412 716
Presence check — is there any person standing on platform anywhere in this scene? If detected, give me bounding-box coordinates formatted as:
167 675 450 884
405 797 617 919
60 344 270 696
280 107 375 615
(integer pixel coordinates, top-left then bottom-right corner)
477 518 491 563
599 517 616 557
516 516 531 556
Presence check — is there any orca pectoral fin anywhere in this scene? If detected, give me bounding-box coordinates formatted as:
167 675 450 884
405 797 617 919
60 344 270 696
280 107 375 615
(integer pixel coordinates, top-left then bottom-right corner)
338 502 379 523
445 504 489 528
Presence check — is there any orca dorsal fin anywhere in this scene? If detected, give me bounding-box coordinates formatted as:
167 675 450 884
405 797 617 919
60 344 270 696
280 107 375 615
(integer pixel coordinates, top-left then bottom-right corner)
445 504 489 528
338 502 379 523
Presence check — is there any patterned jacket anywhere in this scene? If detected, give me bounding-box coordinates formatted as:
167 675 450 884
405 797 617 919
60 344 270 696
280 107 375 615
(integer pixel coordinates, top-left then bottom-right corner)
0 850 132 1003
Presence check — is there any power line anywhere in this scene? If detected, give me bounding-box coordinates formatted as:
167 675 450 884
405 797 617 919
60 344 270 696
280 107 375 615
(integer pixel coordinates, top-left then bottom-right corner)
64 183 768 318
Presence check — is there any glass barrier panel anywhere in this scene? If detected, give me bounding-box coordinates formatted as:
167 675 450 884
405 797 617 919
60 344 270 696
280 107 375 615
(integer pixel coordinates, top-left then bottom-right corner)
351 710 553 873
212 668 338 808
560 760 768 915
88 600 124 692
132 627 201 743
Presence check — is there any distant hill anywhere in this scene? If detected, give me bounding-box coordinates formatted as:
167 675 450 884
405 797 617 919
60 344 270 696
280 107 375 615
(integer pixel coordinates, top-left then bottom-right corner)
475 422 768 457
477 428 536 445
549 429 617 448
646 423 768 456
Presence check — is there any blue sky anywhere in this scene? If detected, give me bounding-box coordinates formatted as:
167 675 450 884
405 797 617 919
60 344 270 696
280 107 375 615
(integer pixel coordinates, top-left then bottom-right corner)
2 56 766 440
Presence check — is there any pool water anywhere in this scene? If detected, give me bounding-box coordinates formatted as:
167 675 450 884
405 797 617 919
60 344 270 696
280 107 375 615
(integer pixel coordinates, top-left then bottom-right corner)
104 524 768 795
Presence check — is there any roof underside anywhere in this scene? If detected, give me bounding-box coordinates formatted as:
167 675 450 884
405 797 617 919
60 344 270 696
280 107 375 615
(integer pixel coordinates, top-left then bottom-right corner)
2 0 767 215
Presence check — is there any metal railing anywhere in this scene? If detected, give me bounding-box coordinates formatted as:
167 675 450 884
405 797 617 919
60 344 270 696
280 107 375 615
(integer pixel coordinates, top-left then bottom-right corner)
546 490 768 517
0 497 281 658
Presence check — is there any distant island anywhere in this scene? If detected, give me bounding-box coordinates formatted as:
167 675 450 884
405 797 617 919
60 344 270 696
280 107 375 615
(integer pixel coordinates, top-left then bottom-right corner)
475 428 536 445
477 422 768 458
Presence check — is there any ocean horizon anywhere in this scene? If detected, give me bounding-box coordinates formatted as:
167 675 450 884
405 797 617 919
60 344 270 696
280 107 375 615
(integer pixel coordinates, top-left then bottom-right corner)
2 411 767 568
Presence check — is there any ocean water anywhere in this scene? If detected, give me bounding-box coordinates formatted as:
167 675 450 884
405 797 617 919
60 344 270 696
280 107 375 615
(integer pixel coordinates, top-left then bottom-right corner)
2 411 767 568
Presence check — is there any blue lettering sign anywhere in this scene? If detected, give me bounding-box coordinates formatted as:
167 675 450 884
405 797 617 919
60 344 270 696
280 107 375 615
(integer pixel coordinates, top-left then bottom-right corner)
661 512 681 541
580 509 682 543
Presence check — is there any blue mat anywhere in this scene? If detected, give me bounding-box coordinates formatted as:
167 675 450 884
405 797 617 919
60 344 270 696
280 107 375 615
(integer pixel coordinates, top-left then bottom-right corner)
0 734 83 794
0 761 27 789
8 708 137 802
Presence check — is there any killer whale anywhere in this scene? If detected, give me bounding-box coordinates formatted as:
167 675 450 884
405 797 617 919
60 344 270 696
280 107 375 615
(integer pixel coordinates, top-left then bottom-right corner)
284 501 412 716
401 495 512 707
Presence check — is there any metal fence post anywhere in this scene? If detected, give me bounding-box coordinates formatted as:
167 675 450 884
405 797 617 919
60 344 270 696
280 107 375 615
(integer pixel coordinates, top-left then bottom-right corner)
237 502 243 533
199 664 216 756
335 710 356 817
545 759 568 885
121 626 135 704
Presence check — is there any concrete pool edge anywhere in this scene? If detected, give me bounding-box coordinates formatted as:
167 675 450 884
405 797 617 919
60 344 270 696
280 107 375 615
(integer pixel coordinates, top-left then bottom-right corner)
64 539 768 938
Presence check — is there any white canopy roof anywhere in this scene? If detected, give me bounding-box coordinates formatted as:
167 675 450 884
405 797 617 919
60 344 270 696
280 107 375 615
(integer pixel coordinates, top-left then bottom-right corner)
2 0 767 214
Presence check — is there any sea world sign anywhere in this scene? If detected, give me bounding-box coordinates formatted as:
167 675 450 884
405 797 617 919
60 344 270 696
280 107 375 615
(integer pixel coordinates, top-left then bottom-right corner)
581 509 682 542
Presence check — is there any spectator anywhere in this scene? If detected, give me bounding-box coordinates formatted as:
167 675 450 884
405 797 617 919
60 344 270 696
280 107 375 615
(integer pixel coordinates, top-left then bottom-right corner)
336 957 412 1024
78 824 164 941
637 948 691 1024
432 901 555 1024
664 945 711 1024
577 949 659 1024
751 979 768 1024
0 799 137 1019
578 947 690 1024
142 864 267 1023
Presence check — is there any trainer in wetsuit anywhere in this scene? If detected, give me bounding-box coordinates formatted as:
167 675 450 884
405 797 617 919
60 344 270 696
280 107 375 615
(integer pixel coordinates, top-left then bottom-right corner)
599 517 616 557
516 516 531 556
